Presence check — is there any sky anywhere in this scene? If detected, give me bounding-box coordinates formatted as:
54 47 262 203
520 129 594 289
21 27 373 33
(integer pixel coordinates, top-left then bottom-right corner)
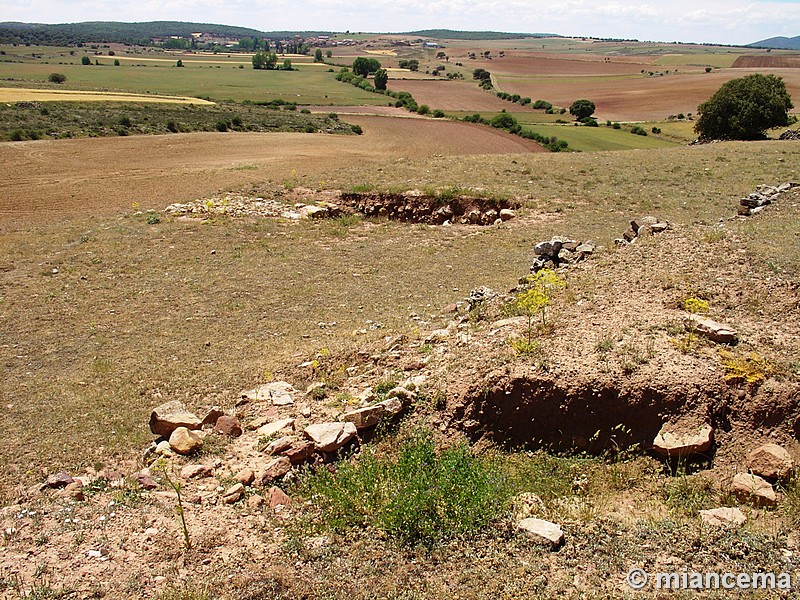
2 0 800 46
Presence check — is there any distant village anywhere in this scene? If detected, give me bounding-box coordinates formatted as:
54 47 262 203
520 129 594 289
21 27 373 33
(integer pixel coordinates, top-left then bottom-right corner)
149 32 440 51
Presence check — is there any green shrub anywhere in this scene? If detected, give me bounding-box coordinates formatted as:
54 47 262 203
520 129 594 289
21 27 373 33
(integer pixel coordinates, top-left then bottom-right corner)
215 120 228 132
432 109 445 118
48 72 66 84
350 124 363 135
298 429 507 546
630 125 648 136
10 129 24 141
81 56 91 65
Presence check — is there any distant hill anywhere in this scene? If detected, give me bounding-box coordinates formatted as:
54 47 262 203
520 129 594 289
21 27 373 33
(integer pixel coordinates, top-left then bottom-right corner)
403 29 559 41
748 36 800 50
0 21 335 46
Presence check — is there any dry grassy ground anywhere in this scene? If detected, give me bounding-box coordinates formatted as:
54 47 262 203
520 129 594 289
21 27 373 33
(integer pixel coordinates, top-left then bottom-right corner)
0 118 542 222
2 36 800 592
2 138 799 490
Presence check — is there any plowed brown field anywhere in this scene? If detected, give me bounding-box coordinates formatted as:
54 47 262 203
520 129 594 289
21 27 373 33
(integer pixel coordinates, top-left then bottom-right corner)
387 80 512 111
465 53 658 76
732 55 800 68
500 68 800 121
0 115 544 223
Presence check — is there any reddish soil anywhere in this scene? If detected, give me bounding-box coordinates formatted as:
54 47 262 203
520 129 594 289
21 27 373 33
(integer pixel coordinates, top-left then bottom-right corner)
732 55 800 68
0 117 544 224
387 80 514 111
501 68 800 121
465 53 657 77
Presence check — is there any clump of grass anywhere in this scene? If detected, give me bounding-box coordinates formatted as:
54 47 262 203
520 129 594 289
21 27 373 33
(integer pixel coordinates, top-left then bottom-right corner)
297 429 507 547
780 474 800 528
663 470 716 518
719 350 778 385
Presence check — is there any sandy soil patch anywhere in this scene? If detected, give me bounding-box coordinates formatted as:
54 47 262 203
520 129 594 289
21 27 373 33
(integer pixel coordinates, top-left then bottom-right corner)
0 88 214 105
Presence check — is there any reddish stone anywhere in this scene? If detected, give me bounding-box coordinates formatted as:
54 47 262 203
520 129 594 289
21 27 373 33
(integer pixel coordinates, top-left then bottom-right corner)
268 486 292 509
260 457 292 484
135 473 159 490
282 440 315 464
214 415 243 437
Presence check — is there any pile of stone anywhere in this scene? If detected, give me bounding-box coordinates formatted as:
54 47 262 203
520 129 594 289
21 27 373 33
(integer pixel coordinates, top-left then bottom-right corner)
339 190 516 226
164 194 341 220
138 379 416 505
737 182 799 216
530 237 596 272
615 215 671 245
778 129 800 141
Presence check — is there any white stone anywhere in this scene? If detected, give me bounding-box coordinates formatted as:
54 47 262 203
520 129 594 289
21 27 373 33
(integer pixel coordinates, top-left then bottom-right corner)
517 518 564 548
304 422 357 452
700 507 747 527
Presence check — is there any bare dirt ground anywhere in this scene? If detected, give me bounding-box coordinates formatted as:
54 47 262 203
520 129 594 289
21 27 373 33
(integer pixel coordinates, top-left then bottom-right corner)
500 68 800 122
463 53 659 77
0 116 543 224
386 80 514 111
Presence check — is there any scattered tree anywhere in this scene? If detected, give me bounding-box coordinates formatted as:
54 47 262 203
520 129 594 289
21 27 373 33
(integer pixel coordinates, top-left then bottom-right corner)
282 58 293 71
352 57 381 77
399 59 419 71
569 99 596 120
176 59 183 67
252 51 278 70
48 72 66 84
373 68 388 91
326 50 332 58
314 48 323 62
694 73 793 141
113 59 120 66
81 55 91 65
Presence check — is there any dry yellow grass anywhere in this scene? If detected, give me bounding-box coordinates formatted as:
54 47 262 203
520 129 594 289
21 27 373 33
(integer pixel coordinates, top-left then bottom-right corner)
0 87 214 104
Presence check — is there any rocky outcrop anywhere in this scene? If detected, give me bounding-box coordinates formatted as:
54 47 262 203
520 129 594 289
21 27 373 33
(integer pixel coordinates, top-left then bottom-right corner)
304 422 358 453
684 314 738 345
530 237 596 272
339 190 518 226
731 473 777 507
737 182 799 216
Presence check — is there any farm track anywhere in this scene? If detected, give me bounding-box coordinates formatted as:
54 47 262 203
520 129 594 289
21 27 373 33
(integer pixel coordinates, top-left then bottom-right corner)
0 115 544 224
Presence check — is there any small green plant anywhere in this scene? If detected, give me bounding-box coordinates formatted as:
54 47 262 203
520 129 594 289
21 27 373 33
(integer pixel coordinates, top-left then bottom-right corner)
298 429 506 547
157 462 191 550
663 469 716 518
509 337 538 356
145 212 161 225
510 269 565 343
780 473 800 528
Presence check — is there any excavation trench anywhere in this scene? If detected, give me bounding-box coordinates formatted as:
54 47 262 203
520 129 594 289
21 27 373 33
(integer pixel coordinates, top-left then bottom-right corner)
450 372 750 455
338 191 519 225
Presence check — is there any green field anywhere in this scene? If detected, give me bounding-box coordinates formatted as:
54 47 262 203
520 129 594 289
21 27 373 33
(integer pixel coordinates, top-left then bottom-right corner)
0 51 386 105
517 121 678 151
